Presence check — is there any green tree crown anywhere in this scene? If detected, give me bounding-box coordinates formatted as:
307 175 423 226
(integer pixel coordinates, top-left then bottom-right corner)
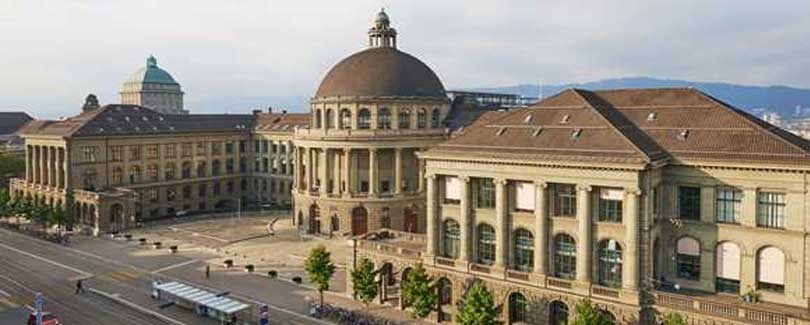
351 258 378 305
401 263 437 319
571 299 613 325
456 281 499 325
304 245 336 306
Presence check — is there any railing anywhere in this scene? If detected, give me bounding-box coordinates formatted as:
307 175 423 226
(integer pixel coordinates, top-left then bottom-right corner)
654 291 793 325
470 264 490 274
591 285 620 298
547 277 573 289
436 257 456 267
295 128 446 138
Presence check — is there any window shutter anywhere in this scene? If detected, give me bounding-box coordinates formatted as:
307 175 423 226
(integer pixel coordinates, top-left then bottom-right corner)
600 188 624 201
444 177 460 201
758 247 785 284
715 242 740 280
516 182 535 211
676 237 700 256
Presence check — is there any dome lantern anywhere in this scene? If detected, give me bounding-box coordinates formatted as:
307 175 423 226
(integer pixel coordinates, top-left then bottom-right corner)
368 8 397 48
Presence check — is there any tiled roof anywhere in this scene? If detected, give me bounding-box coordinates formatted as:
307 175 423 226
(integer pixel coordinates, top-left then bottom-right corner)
432 88 810 166
253 112 310 132
0 112 33 135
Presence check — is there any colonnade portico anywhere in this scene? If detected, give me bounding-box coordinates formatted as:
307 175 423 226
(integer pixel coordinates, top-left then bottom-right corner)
26 144 69 190
424 173 641 293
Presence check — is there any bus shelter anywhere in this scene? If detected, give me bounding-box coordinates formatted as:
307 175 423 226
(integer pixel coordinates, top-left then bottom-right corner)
152 281 251 324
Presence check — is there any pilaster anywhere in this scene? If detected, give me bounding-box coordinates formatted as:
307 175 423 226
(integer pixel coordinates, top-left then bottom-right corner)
534 181 548 278
576 184 593 284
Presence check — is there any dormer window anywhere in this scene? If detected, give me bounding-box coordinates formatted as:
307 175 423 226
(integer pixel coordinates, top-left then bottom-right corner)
124 116 130 122
570 129 582 139
524 114 533 123
647 112 658 121
496 127 507 136
142 116 149 121
560 114 570 124
677 129 689 141
532 127 543 137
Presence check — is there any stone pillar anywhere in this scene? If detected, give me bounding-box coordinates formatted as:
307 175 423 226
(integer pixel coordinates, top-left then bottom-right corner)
50 147 56 187
33 146 40 184
495 178 508 269
394 148 403 195
332 150 341 196
293 147 301 190
459 176 471 263
425 174 438 257
623 189 640 290
63 146 69 190
57 148 64 189
319 148 329 195
342 148 352 196
576 185 592 283
40 146 47 186
368 148 378 196
305 147 313 192
417 150 426 192
25 145 32 182
534 181 548 276
321 109 328 131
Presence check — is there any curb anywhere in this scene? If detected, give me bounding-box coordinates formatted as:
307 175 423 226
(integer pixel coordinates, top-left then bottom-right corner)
88 288 186 325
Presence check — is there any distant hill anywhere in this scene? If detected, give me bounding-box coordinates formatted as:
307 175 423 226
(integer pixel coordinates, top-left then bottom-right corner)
471 77 810 118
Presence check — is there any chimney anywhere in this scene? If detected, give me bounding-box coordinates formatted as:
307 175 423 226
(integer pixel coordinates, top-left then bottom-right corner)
282 110 287 115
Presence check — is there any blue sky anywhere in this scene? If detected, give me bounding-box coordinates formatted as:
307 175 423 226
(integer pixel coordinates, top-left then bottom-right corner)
1 0 808 118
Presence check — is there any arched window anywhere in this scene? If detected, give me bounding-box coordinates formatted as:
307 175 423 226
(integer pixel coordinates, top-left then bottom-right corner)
758 246 785 293
477 224 496 265
508 292 528 323
438 278 452 306
196 161 207 178
398 109 411 129
598 239 623 288
164 163 175 180
128 166 141 184
314 109 322 129
380 208 391 228
358 109 371 129
417 108 427 128
716 242 741 294
430 108 441 128
325 109 334 129
378 108 391 129
331 215 339 232
146 164 158 182
554 234 576 279
513 229 534 272
212 160 221 176
340 109 351 129
676 237 701 280
111 167 123 185
549 301 569 325
181 161 192 179
226 158 234 174
442 219 460 259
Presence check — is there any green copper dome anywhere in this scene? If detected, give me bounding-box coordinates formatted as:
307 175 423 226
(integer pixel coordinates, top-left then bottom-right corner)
125 56 179 85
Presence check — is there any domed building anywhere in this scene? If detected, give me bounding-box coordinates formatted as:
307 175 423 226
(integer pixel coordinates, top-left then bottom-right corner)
293 10 451 236
120 56 188 115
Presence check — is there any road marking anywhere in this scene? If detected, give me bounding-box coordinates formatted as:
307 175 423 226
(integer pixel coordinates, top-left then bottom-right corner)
0 242 92 277
88 288 186 325
168 226 228 242
150 259 198 274
0 289 9 298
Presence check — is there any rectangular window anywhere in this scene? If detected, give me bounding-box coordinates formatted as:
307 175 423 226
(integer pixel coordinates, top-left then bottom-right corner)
148 188 158 202
514 182 535 212
262 140 269 153
225 142 234 155
598 188 623 223
757 192 785 229
164 144 175 158
129 146 141 161
81 146 97 163
239 141 247 155
110 146 123 162
254 140 261 153
211 142 222 155
476 178 495 209
678 186 701 220
715 187 742 224
444 176 461 204
554 184 576 217
181 143 192 157
146 144 159 159
196 142 206 156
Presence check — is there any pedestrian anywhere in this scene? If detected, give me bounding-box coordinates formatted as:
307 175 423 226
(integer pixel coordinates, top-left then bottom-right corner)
205 264 210 280
75 279 85 294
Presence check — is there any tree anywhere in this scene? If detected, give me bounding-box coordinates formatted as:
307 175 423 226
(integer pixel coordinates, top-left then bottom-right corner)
31 203 51 231
456 281 499 325
570 299 613 325
662 312 686 325
11 197 32 225
400 263 437 319
304 245 336 306
351 258 378 307
48 207 67 233
0 189 11 219
0 152 24 188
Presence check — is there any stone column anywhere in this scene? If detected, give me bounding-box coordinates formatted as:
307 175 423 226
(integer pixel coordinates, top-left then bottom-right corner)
394 148 403 195
495 178 508 269
417 150 426 192
50 147 57 187
534 181 548 276
342 148 352 196
425 174 439 257
332 149 341 196
57 148 64 189
319 148 329 195
576 185 592 283
305 147 313 192
623 189 640 290
321 109 328 131
25 145 32 182
459 176 471 263
41 146 48 186
293 147 301 190
368 148 378 196
63 146 69 190
33 146 40 184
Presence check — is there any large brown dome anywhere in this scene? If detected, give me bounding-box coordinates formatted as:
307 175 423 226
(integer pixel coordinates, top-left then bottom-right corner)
315 47 446 99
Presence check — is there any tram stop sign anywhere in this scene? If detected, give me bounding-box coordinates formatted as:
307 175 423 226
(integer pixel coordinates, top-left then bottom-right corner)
259 305 269 325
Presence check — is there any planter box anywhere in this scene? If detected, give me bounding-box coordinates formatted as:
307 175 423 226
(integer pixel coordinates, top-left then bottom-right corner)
292 276 302 284
139 238 148 245
170 246 178 253
152 242 162 249
124 234 133 241
244 265 254 273
224 260 234 268
267 270 278 279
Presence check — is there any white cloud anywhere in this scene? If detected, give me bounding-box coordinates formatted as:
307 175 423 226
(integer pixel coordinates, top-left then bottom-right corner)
0 0 807 118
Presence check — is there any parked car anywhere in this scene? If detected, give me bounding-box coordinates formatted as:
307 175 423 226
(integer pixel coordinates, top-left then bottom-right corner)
27 311 60 325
